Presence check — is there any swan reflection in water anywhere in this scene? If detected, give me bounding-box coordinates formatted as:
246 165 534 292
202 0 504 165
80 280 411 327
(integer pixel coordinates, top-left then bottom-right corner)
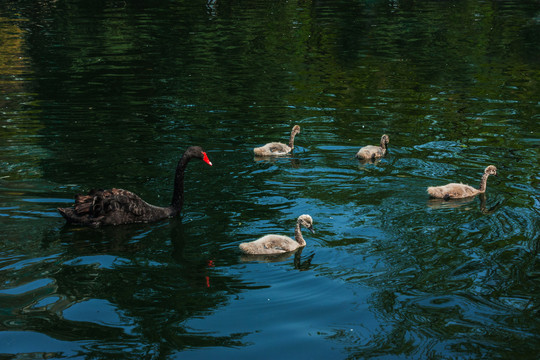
356 157 385 167
427 193 504 214
240 247 315 271
253 156 301 170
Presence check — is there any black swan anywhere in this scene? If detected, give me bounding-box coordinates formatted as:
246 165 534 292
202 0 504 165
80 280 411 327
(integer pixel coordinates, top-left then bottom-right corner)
356 134 389 161
239 214 314 254
58 146 212 226
253 125 301 156
427 165 497 200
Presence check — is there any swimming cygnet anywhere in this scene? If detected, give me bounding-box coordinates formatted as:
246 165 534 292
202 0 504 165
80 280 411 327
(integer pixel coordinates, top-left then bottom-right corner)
253 125 301 156
239 214 314 255
356 134 389 161
427 165 497 200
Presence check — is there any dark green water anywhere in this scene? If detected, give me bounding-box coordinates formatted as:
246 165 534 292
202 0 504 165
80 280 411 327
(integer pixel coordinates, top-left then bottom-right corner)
1 0 539 358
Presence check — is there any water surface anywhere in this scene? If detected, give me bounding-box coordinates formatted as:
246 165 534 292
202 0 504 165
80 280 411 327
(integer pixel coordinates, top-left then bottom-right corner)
1 1 539 359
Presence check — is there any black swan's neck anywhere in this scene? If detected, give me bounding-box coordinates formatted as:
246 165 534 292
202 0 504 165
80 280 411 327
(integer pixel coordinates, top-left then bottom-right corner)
170 153 191 214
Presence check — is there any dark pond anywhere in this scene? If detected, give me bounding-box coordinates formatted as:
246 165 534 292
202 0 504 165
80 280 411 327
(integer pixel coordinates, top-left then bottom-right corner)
1 0 539 358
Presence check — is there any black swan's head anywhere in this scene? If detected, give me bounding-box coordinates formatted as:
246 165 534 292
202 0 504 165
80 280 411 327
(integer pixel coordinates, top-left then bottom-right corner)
186 146 213 166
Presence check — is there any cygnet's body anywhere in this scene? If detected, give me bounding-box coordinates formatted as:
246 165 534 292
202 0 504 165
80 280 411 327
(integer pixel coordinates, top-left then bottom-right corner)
239 214 314 255
356 134 389 161
427 165 497 200
254 125 301 156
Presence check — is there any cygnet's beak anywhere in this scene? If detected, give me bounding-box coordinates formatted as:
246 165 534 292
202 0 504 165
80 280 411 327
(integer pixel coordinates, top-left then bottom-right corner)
308 226 315 234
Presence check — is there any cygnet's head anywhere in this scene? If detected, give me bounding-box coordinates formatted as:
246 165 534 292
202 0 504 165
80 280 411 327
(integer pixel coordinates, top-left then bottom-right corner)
381 134 389 146
485 165 497 176
298 214 315 234
292 125 301 135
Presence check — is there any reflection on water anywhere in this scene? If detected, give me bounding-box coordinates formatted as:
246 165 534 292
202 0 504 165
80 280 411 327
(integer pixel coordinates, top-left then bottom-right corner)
427 193 506 215
1 0 539 359
253 156 302 171
356 157 385 167
426 194 489 212
240 247 316 271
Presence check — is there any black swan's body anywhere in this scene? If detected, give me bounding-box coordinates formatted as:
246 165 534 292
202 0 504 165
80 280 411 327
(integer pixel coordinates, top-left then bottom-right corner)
58 146 212 226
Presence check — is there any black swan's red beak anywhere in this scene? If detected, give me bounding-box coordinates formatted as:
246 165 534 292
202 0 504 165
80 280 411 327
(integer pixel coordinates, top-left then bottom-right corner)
202 152 212 166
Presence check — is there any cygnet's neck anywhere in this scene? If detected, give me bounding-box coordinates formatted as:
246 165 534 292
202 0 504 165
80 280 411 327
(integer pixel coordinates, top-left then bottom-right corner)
478 172 491 192
380 138 388 152
289 131 298 149
294 220 306 246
